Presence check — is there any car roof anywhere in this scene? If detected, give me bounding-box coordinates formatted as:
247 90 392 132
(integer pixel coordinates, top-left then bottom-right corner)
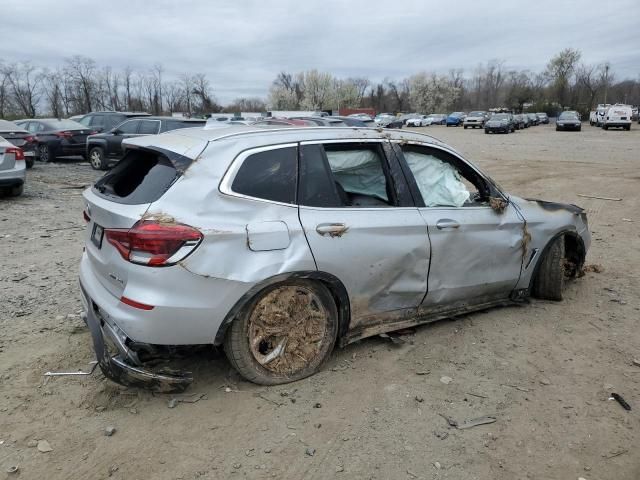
88 111 151 116
157 125 442 145
0 119 27 131
128 116 206 122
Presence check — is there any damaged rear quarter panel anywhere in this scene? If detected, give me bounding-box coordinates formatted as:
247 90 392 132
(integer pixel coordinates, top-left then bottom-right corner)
147 138 317 285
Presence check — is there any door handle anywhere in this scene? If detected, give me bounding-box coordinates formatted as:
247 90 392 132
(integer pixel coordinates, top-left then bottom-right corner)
436 219 460 230
316 223 348 237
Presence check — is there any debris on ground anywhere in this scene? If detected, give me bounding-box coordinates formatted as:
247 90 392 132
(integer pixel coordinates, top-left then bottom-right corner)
440 376 453 385
502 384 530 392
439 414 497 430
602 449 628 459
632 359 640 367
37 440 53 453
415 396 424 403
577 194 622 201
456 416 497 430
582 264 604 274
104 426 116 436
6 466 19 474
167 392 207 408
378 333 406 345
610 393 631 411
415 370 430 376
305 447 316 456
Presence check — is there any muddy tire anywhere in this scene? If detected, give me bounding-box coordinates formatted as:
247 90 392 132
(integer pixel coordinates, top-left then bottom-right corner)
533 235 565 301
224 280 338 385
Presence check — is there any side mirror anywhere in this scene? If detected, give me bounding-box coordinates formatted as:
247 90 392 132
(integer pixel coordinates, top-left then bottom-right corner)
111 128 121 135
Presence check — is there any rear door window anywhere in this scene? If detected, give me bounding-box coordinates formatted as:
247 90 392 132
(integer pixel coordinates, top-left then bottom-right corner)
117 120 140 134
323 143 395 207
230 146 297 204
93 150 179 204
139 120 160 134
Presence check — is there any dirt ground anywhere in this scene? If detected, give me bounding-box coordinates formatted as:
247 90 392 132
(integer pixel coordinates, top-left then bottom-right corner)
1 123 639 480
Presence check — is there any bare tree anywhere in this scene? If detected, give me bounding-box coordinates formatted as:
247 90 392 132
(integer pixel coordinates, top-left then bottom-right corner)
65 55 97 112
3 62 41 117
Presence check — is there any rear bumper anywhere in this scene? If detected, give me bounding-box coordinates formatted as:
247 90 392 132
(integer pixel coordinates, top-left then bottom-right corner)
80 282 193 393
0 165 26 186
604 122 630 128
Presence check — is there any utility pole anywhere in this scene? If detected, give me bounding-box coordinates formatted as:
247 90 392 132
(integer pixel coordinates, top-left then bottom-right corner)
603 64 610 104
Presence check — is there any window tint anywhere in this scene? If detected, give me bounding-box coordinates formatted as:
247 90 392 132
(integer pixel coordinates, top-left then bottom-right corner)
117 120 140 134
139 120 160 134
299 144 342 208
323 143 393 207
93 150 178 204
231 147 297 204
163 120 205 132
400 145 488 207
108 115 127 128
79 116 92 126
90 115 105 127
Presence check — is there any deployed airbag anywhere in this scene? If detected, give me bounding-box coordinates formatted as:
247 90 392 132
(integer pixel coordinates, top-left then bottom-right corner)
404 151 470 207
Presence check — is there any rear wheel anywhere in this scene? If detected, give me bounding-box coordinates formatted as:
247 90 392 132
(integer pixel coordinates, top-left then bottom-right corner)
8 184 24 197
38 144 51 163
533 236 565 301
224 280 338 385
89 147 107 170
26 156 34 169
484 129 489 134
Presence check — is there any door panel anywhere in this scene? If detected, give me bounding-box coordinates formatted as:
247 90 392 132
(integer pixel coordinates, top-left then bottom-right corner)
393 142 525 306
297 142 429 330
419 205 524 306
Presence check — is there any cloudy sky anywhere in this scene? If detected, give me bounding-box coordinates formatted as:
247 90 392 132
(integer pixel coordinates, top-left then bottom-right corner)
2 0 639 103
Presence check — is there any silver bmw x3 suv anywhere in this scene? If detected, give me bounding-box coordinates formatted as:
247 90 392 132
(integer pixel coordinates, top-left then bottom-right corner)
79 126 590 392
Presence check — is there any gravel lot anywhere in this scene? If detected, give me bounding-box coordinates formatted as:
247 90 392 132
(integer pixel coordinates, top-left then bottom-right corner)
1 123 639 480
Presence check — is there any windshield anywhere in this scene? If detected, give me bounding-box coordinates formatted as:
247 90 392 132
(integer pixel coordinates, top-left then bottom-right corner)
559 113 578 120
469 111 484 116
492 114 510 120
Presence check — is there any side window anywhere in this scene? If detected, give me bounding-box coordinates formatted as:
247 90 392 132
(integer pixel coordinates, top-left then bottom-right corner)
117 120 140 134
139 120 160 134
400 145 487 207
298 144 342 208
90 116 105 128
231 147 297 204
79 116 92 126
323 143 394 207
35 122 46 133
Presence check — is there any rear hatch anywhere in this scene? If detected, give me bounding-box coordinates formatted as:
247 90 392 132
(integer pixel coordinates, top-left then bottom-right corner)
83 133 208 298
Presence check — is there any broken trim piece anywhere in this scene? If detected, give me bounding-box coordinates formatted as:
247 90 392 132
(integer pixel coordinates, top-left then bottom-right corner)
82 284 192 393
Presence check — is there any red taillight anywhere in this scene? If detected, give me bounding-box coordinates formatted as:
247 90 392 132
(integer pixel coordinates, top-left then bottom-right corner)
105 220 202 267
120 296 155 310
89 130 98 135
24 135 37 143
55 131 73 139
5 147 25 161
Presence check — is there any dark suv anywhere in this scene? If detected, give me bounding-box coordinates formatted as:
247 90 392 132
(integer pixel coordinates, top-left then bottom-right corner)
86 116 206 170
76 111 150 134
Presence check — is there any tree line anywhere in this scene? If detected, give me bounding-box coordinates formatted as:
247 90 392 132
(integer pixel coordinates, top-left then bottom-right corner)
1 49 638 120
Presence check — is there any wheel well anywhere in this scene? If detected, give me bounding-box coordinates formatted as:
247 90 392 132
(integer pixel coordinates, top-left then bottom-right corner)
214 271 351 345
529 230 586 289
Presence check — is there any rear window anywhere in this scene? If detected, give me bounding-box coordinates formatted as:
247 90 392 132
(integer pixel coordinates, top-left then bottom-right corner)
163 120 205 132
44 119 86 130
231 147 297 204
93 150 179 204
